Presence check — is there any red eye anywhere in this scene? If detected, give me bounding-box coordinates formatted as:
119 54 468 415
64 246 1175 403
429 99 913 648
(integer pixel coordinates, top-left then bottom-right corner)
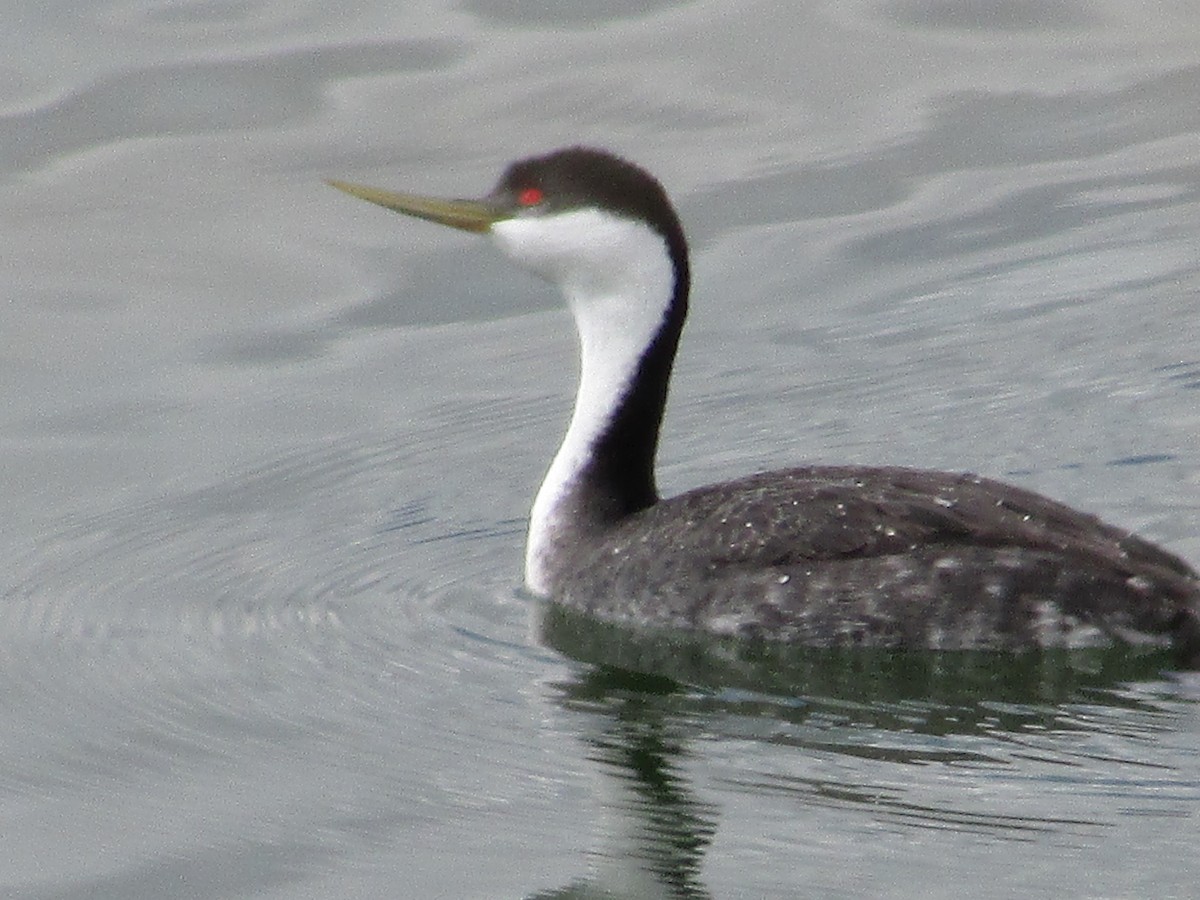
517 186 544 207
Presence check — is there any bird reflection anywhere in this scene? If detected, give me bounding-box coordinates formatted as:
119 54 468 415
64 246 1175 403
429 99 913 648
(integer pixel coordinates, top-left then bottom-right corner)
527 604 1181 898
529 667 716 900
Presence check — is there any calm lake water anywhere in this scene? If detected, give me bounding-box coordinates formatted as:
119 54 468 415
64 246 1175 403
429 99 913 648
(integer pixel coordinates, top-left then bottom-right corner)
3 1 1199 897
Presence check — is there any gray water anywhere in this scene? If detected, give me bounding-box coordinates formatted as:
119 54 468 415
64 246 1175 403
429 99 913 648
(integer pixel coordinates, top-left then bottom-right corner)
3 2 1200 897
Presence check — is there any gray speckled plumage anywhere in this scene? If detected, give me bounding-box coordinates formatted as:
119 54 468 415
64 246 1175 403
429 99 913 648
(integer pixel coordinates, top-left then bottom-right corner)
550 466 1200 662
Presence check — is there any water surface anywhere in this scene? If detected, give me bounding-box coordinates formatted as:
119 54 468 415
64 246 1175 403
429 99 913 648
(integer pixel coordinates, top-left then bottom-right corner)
2 1 1199 897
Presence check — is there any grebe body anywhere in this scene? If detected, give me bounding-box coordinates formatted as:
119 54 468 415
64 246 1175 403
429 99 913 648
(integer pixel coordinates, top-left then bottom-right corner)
330 147 1200 664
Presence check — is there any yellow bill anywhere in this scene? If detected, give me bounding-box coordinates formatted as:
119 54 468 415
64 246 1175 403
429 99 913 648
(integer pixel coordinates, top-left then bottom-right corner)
326 180 504 233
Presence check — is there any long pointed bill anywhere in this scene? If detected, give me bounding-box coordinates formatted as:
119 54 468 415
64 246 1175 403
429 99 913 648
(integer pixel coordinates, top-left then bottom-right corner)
326 180 504 233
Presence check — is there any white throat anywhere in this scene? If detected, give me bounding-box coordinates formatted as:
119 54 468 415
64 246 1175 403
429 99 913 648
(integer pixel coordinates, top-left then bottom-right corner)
490 209 676 595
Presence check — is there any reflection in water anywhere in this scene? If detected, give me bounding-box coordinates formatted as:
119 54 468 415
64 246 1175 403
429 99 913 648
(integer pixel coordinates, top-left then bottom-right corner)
540 603 1179 710
533 604 1189 896
530 668 717 900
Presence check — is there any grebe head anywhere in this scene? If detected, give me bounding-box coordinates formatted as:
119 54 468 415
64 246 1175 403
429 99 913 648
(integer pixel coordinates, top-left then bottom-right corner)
327 146 688 302
329 148 691 595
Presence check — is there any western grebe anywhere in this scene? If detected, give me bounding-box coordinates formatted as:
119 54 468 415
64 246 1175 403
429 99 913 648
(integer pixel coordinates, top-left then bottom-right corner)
330 147 1200 665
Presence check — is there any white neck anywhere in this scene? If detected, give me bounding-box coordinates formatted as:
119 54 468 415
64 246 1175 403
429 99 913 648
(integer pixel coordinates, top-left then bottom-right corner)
489 210 676 595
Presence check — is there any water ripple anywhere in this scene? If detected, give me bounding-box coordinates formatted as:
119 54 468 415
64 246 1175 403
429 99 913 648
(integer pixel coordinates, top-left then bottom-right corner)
0 431 547 837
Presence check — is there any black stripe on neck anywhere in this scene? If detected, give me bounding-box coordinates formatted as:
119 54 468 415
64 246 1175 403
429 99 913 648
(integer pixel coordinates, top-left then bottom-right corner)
574 236 690 530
